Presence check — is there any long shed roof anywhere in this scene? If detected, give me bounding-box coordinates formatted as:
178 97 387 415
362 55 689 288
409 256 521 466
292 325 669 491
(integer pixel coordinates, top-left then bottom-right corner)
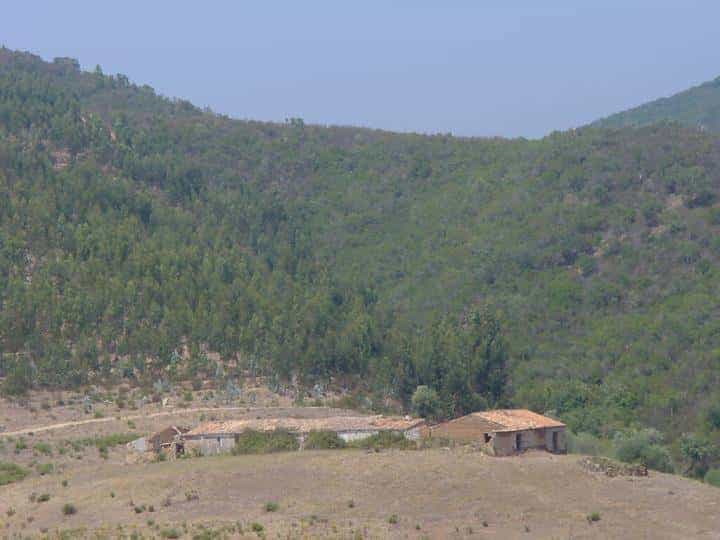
185 415 424 437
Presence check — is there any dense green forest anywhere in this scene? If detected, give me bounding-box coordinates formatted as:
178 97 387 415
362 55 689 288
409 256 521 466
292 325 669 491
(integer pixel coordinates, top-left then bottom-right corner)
594 74 720 132
1 48 720 472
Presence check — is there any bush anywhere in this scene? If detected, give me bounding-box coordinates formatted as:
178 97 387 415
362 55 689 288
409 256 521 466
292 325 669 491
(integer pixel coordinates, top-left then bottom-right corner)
704 469 720 487
0 462 30 486
680 433 716 478
250 522 264 532
160 528 180 539
349 432 416 451
388 514 399 524
36 463 55 476
61 503 77 515
304 430 346 450
566 432 611 456
264 501 279 512
587 512 601 523
231 429 299 455
613 429 674 473
37 493 51 503
411 385 440 420
34 442 53 456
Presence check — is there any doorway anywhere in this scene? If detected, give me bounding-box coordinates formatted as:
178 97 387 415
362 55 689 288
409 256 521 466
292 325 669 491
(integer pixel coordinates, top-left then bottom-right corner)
515 432 522 451
552 431 559 452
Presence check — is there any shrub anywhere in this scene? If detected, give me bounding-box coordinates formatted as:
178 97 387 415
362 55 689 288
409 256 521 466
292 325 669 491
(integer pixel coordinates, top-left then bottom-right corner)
160 528 180 538
587 512 601 523
349 432 416 451
0 462 29 486
231 429 299 455
37 493 51 503
73 433 137 455
250 522 264 532
36 462 54 475
304 430 346 450
411 385 440 420
566 431 611 456
62 503 77 515
613 429 674 473
388 514 399 524
34 442 53 456
680 433 716 478
705 469 720 487
264 501 279 512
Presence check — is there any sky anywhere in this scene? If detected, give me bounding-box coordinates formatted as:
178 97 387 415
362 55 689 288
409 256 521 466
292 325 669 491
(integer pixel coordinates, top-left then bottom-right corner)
2 1 720 138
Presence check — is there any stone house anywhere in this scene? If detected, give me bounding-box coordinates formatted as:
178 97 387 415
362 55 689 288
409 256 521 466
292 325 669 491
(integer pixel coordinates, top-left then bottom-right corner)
182 415 425 455
426 409 566 456
127 425 189 458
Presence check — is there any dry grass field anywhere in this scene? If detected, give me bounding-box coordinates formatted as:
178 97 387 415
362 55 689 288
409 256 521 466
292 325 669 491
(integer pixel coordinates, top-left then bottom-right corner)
2 394 720 539
2 444 720 539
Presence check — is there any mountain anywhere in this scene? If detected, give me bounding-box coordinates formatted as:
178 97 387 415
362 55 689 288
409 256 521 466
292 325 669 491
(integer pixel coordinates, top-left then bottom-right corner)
593 75 720 132
1 47 720 461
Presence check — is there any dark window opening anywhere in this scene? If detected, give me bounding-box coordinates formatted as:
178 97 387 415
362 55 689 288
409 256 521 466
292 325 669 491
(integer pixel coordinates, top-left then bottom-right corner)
515 433 522 451
484 433 491 443
552 431 559 452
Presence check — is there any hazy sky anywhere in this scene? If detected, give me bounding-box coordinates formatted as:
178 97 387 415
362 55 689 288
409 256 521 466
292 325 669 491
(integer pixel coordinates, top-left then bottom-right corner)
3 1 720 138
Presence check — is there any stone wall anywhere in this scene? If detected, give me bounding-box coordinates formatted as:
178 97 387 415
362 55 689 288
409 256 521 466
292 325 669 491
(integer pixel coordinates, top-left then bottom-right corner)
492 428 567 456
184 435 236 456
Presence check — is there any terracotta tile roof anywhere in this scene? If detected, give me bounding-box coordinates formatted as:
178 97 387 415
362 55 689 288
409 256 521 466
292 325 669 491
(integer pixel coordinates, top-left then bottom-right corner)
472 409 565 432
185 415 424 437
148 425 190 444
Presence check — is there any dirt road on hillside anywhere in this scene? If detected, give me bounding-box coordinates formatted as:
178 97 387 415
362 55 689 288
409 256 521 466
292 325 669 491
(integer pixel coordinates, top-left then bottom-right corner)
0 406 253 437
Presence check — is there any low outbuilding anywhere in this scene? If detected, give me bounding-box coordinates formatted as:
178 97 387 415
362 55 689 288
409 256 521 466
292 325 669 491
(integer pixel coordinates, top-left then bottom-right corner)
183 415 425 455
426 409 566 456
127 425 189 459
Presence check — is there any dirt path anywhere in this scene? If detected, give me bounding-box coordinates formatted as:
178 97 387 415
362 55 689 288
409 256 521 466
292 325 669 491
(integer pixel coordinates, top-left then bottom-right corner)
0 406 252 437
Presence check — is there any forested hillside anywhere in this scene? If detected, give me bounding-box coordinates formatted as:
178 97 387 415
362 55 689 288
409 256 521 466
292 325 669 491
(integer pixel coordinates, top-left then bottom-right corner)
593 75 720 132
1 48 720 465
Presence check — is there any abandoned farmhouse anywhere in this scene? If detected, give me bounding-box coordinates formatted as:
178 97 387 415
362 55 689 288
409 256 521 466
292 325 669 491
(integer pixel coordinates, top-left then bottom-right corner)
128 415 425 458
426 409 566 456
183 416 425 455
128 409 565 459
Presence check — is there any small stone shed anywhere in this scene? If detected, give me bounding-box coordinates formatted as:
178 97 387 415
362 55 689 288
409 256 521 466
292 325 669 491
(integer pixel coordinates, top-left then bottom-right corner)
127 425 189 457
183 415 425 455
426 409 566 456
